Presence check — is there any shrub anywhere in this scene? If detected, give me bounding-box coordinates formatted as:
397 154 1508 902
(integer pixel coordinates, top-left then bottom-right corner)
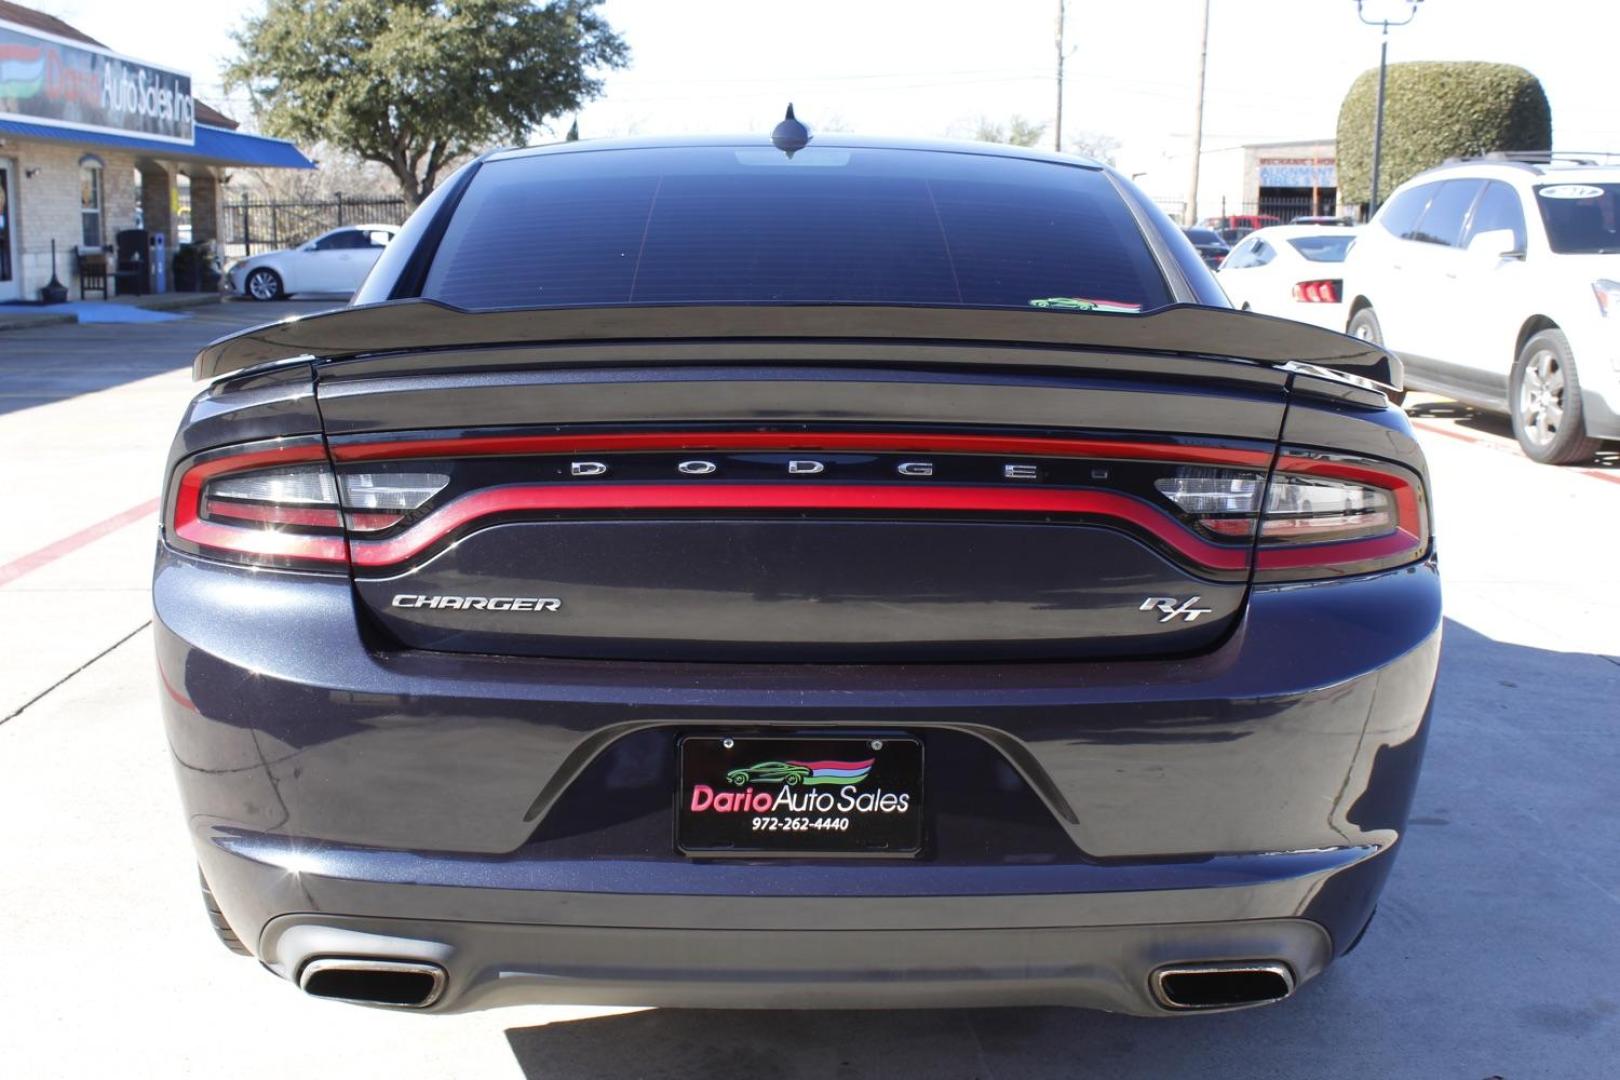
1336 61 1551 207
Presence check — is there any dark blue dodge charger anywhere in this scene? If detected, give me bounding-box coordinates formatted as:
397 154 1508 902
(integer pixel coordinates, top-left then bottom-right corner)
155 127 1439 1015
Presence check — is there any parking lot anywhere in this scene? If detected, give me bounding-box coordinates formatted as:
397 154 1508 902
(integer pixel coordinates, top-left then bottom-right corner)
0 301 1616 1078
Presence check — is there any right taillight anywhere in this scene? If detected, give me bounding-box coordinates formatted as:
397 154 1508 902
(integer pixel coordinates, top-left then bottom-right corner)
1254 450 1429 581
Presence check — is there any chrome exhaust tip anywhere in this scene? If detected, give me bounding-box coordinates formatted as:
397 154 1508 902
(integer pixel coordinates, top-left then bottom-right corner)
298 957 447 1008
1150 961 1295 1011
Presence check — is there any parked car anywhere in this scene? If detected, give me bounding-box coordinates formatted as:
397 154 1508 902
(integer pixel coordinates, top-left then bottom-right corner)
1290 215 1355 226
1218 225 1358 331
223 224 398 300
1200 213 1281 244
1180 225 1230 269
1342 157 1620 463
157 130 1437 1017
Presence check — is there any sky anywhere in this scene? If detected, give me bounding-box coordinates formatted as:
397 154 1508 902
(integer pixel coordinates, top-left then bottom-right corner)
36 0 1620 202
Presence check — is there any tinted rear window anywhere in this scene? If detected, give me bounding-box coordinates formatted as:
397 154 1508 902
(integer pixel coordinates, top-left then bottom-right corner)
423 146 1170 312
1535 183 1620 253
1286 235 1355 262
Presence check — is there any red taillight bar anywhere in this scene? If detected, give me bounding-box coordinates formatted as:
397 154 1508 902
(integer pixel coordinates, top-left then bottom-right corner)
330 431 1274 470
348 483 1253 571
169 434 1427 582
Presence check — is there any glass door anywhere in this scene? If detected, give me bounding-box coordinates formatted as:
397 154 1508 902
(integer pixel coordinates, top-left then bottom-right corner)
0 160 18 302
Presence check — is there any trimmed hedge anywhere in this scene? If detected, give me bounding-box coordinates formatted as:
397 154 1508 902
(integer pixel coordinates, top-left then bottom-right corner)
1336 61 1551 206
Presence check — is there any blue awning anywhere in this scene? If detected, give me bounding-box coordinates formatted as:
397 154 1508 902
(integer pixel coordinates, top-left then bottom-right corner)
0 119 314 169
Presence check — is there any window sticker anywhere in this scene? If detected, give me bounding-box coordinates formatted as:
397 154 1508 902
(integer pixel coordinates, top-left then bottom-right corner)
1537 185 1605 200
1028 297 1145 312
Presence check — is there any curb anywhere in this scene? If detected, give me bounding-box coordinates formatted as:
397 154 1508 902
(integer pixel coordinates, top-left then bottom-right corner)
0 312 76 331
0 292 222 331
137 293 224 312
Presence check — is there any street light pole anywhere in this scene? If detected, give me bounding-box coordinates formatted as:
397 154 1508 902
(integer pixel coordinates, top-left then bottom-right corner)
1354 0 1424 214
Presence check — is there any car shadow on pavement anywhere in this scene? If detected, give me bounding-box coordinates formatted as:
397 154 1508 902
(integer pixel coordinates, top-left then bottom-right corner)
1405 399 1619 469
503 619 1620 1080
0 299 336 418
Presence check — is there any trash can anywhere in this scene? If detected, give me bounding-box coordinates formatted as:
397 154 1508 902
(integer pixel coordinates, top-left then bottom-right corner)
115 229 149 295
150 233 168 294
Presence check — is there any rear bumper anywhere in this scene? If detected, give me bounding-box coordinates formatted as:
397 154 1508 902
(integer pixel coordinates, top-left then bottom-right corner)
154 545 1440 1011
259 909 1333 1015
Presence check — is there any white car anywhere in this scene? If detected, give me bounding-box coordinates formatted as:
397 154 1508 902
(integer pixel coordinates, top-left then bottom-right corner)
1341 158 1620 463
225 224 398 302
1216 225 1359 331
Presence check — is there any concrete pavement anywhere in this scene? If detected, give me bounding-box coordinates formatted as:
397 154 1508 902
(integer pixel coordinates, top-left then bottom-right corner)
0 313 1615 1077
0 301 333 720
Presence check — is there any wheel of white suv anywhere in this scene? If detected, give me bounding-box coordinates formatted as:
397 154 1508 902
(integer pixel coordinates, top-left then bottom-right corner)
1511 329 1601 465
245 267 284 302
1346 306 1405 407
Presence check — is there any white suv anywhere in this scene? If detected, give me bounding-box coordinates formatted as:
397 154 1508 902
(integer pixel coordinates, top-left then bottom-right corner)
1341 156 1620 463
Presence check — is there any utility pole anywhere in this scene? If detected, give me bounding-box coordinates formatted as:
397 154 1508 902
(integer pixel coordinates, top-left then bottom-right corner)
1353 1 1424 214
1054 1 1073 153
1184 0 1210 226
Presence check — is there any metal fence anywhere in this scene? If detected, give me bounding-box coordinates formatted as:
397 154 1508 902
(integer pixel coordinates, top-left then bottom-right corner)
1219 197 1360 225
223 195 410 257
1152 196 1366 228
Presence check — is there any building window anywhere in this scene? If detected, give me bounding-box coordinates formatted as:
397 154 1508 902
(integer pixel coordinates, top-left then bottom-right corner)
80 160 104 249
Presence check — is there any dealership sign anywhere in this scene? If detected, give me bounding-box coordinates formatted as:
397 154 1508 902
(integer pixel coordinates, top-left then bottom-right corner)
1258 157 1337 188
0 19 193 144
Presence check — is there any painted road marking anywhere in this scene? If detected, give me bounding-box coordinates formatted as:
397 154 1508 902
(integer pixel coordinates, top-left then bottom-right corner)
0 499 160 588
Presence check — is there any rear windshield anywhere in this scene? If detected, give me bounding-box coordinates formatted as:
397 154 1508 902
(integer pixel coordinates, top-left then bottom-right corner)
1183 228 1224 245
422 146 1171 312
1286 235 1355 262
1534 183 1620 253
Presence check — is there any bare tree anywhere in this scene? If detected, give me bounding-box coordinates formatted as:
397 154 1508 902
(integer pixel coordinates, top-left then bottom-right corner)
1068 131 1122 165
973 115 1048 148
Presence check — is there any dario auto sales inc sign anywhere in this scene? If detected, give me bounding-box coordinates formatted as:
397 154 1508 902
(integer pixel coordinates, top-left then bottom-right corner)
0 19 193 144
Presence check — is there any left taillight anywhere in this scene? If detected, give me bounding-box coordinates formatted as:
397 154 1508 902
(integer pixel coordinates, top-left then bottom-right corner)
165 438 348 569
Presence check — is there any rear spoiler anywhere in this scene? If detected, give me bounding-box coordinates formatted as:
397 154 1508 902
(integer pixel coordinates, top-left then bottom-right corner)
194 300 1402 390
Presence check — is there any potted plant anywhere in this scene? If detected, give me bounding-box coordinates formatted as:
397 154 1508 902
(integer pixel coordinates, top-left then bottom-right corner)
172 241 223 292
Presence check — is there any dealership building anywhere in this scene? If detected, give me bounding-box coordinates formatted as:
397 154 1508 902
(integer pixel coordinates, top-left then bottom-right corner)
1149 138 1341 224
0 1 312 303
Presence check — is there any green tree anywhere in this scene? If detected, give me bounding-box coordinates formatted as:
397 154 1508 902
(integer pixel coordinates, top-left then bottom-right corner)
974 115 1047 148
226 0 629 207
1337 61 1550 208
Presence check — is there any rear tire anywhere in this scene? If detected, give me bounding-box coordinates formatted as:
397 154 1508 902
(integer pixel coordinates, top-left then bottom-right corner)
200 869 251 956
1511 329 1601 465
245 267 284 301
1346 306 1405 406
1346 305 1382 345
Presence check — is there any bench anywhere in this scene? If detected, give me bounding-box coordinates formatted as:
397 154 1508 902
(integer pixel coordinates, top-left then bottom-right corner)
74 247 145 298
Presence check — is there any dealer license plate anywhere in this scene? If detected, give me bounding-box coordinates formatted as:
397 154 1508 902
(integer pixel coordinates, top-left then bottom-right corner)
676 736 923 856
